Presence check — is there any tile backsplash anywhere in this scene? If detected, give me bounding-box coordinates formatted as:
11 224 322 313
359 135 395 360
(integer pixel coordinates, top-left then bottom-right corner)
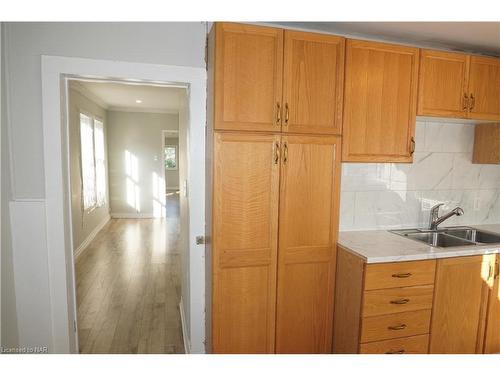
340 119 500 231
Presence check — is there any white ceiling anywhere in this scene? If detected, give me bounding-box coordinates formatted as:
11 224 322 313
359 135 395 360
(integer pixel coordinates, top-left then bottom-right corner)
71 80 187 113
271 22 500 56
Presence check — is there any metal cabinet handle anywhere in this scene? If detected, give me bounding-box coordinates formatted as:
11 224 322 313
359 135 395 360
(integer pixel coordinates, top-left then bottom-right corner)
462 92 469 111
283 142 288 164
392 273 412 278
386 349 405 354
390 298 410 305
284 103 289 125
469 94 475 111
276 102 281 126
274 141 280 165
388 324 407 331
410 137 416 155
462 93 469 111
495 262 499 279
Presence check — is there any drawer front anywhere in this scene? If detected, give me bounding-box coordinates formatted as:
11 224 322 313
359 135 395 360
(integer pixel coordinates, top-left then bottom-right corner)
360 334 429 354
360 309 431 343
362 285 434 317
365 260 436 290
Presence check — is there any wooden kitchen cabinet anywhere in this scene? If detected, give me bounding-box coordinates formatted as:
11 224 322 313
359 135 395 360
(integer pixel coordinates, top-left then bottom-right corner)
342 39 419 162
429 255 494 354
211 132 280 353
283 31 345 135
484 255 500 354
418 50 500 121
214 23 284 132
214 23 345 135
468 56 500 120
472 123 500 164
417 50 470 118
275 135 341 353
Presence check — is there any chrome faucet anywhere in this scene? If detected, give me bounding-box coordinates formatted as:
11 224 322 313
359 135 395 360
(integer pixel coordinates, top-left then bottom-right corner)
428 203 464 230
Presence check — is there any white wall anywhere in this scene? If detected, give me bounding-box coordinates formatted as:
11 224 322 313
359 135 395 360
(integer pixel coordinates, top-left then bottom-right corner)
340 119 500 231
107 110 179 218
1 22 20 349
2 22 207 352
68 85 110 252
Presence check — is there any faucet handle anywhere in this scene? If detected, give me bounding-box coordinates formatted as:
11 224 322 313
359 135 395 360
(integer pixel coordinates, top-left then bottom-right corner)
430 203 444 213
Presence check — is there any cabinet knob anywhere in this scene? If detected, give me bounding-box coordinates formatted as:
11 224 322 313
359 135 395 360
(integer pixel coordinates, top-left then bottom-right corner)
469 94 475 111
462 93 469 111
276 102 281 126
410 137 416 155
284 103 289 125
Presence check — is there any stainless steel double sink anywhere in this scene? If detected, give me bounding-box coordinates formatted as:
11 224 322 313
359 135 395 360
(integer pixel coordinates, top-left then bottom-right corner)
390 227 500 248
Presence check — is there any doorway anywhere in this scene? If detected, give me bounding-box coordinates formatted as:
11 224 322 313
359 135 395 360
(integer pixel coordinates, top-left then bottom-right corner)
67 79 187 353
41 55 206 354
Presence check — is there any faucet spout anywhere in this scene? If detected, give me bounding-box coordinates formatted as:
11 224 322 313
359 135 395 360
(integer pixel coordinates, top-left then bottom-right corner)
428 204 464 230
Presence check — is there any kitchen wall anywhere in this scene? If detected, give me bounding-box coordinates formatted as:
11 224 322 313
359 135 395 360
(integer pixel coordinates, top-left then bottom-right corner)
107 110 179 218
340 119 500 231
1 23 19 349
68 84 110 253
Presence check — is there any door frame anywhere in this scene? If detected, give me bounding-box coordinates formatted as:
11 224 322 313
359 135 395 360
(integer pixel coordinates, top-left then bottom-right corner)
41 55 206 353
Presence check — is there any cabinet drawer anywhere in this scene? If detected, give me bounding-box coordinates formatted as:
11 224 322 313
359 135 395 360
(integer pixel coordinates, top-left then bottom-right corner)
360 309 431 343
362 285 434 317
364 260 436 290
359 334 429 354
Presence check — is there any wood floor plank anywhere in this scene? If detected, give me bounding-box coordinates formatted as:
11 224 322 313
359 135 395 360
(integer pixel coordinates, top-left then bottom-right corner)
76 194 185 354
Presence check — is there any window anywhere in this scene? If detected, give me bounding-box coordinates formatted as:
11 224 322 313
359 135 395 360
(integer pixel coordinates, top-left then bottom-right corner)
165 145 178 170
80 113 106 210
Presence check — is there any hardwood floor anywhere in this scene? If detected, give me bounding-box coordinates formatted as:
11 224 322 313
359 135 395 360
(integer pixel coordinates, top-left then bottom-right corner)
75 193 184 354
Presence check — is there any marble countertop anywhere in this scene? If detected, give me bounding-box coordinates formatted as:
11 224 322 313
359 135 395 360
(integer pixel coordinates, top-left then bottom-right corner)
338 224 500 264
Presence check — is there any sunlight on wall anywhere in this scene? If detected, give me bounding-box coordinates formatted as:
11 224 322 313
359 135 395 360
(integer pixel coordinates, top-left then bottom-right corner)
152 171 166 218
125 150 141 212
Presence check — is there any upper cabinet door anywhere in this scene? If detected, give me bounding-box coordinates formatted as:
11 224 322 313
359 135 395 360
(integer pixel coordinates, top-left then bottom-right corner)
282 31 345 135
275 135 341 353
484 256 500 354
418 50 470 118
342 40 419 163
468 56 500 121
214 23 284 132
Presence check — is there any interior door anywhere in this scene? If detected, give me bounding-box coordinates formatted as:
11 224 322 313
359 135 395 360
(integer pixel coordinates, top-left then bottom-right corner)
417 50 470 118
430 255 493 353
468 56 500 121
484 255 500 353
275 134 341 353
342 40 419 162
212 132 281 353
214 23 284 132
282 31 345 135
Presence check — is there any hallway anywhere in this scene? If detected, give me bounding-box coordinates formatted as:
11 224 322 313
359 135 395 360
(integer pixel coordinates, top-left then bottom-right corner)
75 193 184 354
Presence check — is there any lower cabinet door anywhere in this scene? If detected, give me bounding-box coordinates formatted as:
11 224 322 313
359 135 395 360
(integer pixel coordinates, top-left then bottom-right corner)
484 256 500 353
430 256 493 354
275 135 341 353
212 132 281 353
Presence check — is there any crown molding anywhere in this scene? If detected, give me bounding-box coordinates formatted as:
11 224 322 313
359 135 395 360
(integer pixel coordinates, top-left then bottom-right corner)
107 106 179 114
68 80 109 110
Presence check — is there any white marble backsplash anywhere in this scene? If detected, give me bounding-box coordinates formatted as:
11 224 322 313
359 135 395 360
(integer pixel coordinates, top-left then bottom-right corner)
340 120 500 231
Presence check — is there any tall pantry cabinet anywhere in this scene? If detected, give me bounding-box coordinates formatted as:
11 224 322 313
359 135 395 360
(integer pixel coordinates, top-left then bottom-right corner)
206 22 344 353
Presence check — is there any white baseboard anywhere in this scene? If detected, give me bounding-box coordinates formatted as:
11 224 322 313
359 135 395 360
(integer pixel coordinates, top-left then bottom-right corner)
110 212 155 219
179 297 190 354
74 214 110 260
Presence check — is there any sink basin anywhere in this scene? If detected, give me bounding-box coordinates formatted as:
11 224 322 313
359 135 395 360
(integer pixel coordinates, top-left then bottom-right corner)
390 226 500 248
404 232 476 247
443 228 500 244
